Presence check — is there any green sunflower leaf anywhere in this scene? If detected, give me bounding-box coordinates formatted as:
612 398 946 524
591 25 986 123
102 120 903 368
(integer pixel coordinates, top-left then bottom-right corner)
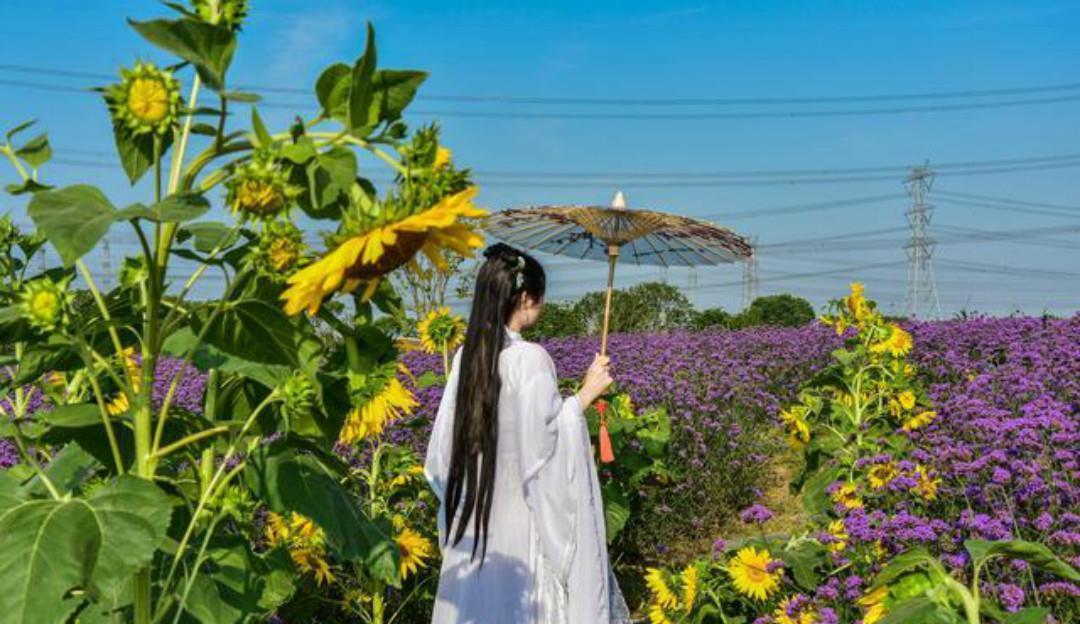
128 18 237 91
27 184 117 266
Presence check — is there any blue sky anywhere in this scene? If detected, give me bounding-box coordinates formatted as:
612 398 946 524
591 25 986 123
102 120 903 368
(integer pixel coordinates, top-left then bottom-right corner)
2 0 1079 316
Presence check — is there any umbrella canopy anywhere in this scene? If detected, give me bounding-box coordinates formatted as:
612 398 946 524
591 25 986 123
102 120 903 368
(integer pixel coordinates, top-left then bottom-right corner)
484 191 753 267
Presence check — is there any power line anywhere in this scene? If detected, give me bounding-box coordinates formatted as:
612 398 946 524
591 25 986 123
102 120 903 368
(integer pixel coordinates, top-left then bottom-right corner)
5 63 1080 106
7 74 1080 121
934 190 1080 212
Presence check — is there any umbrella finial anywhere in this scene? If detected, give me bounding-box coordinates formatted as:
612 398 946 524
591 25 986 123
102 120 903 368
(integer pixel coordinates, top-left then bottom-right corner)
611 190 627 209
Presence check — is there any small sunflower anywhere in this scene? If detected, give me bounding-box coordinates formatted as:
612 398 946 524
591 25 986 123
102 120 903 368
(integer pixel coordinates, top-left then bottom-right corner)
913 464 940 501
291 546 335 585
20 277 72 332
340 364 418 445
417 307 466 355
727 546 783 601
281 187 486 316
104 61 181 136
774 595 818 624
870 324 913 357
902 410 936 432
897 390 916 411
858 585 889 624
433 146 452 169
226 156 299 220
844 282 870 321
831 481 864 509
780 406 811 449
826 519 848 553
868 462 899 490
395 526 432 580
106 392 130 416
645 568 678 609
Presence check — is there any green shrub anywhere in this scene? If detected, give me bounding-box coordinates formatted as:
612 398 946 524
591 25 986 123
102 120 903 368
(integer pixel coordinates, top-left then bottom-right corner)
693 307 732 330
732 294 815 328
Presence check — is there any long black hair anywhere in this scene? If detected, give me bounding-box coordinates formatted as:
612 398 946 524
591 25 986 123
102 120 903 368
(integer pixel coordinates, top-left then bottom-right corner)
443 243 546 561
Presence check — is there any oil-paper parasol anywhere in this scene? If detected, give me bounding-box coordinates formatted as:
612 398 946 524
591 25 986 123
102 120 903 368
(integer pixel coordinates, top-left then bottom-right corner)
485 191 753 356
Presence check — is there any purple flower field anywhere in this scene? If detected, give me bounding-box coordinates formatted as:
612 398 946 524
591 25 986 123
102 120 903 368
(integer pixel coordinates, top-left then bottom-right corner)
398 315 1080 596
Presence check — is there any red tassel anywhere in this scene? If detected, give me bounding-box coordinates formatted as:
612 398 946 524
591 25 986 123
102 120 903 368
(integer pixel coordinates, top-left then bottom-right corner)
597 400 615 463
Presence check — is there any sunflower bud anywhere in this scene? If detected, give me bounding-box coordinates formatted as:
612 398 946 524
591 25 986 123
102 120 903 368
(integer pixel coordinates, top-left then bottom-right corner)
104 62 181 136
253 220 305 276
19 277 72 332
226 156 298 219
280 371 317 421
192 0 248 30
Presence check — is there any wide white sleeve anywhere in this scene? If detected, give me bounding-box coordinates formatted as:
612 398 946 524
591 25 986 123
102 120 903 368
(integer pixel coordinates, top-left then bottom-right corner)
424 349 462 503
511 346 591 585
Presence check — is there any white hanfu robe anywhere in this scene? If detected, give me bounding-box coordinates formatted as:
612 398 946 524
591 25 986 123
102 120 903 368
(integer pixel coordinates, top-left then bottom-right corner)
424 329 612 623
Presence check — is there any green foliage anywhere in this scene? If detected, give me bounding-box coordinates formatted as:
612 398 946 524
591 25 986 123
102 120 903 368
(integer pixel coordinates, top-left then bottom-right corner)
523 299 585 340
692 306 733 330
731 293 816 328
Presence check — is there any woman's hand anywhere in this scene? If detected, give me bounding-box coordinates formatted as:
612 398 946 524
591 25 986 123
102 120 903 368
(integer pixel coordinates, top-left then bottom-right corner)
576 353 613 408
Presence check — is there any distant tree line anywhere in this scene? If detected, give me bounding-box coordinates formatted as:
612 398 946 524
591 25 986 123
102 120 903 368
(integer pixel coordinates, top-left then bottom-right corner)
523 281 817 340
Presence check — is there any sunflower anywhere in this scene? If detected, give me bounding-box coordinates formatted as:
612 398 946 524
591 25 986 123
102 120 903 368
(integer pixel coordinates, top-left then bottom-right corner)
774 595 818 624
870 324 913 357
859 585 889 624
727 546 783 601
780 406 811 449
913 464 940 501
265 511 335 585
902 410 936 432
897 390 916 411
647 604 675 624
264 511 291 546
340 376 418 445
868 462 899 489
681 564 699 612
844 282 870 321
395 526 432 580
831 482 863 509
826 519 848 553
104 61 181 136
106 392 130 416
291 546 335 585
281 187 487 316
417 307 466 355
645 568 679 609
433 146 452 169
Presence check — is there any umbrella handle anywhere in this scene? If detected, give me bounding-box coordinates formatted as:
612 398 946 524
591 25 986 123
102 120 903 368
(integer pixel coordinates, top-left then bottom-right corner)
600 244 620 357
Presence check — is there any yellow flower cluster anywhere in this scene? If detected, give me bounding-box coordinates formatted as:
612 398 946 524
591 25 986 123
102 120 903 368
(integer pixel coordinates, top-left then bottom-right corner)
644 564 701 624
265 511 335 585
780 405 811 449
339 376 418 445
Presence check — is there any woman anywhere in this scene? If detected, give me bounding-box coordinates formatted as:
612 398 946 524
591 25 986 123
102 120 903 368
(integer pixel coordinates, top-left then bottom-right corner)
424 243 627 623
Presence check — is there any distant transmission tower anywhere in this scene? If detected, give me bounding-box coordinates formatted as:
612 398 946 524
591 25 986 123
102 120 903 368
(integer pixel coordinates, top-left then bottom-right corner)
903 165 942 319
742 236 759 307
100 234 112 290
